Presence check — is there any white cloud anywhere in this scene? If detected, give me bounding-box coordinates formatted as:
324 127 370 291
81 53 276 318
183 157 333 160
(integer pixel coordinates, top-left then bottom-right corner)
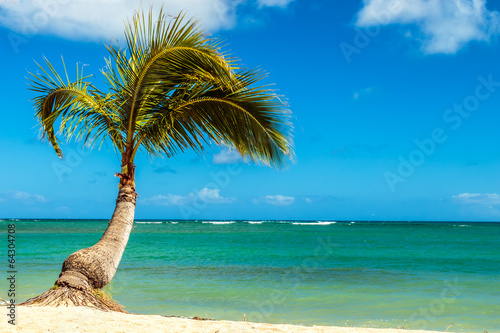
55 206 71 213
142 193 194 206
257 0 294 8
0 0 293 42
452 192 500 205
197 188 236 203
1 191 48 205
356 0 500 54
254 194 295 206
212 149 244 164
142 188 235 206
353 86 375 100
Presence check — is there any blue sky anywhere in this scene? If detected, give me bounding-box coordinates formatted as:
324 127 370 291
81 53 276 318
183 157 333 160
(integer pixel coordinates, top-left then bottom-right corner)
1 0 500 221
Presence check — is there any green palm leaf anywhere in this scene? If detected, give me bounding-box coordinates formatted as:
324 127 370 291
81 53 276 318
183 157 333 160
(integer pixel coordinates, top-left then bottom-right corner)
31 6 293 180
30 57 124 157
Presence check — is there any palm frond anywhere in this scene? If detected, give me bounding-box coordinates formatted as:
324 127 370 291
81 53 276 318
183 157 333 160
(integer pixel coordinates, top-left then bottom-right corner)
29 57 123 157
134 67 293 167
31 6 293 170
102 8 238 147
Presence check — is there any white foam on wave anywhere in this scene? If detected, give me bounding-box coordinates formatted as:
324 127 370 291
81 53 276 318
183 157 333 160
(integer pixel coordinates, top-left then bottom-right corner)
170 222 179 224
293 221 337 225
136 221 163 224
202 221 236 225
247 221 264 224
453 224 470 227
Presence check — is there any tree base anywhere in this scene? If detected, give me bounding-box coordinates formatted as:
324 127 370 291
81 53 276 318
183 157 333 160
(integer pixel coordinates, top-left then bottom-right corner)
20 286 126 313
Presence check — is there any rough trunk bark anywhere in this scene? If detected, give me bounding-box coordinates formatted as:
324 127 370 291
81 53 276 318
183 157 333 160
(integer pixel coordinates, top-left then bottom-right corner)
21 185 137 311
56 186 137 290
22 152 137 311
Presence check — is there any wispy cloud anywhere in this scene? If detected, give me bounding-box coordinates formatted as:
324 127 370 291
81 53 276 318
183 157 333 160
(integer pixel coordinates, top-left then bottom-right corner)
0 0 294 42
353 86 376 100
257 0 295 8
452 192 500 205
452 192 500 218
142 193 193 206
142 188 235 206
253 194 295 206
153 165 177 174
0 191 48 205
356 0 500 54
212 149 244 164
55 206 71 213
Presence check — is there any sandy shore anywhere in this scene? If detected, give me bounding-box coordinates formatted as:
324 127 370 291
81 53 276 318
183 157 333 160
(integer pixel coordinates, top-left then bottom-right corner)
0 306 444 333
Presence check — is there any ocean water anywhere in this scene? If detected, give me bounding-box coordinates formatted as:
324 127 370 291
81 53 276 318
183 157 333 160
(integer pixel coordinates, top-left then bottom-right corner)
1 219 499 332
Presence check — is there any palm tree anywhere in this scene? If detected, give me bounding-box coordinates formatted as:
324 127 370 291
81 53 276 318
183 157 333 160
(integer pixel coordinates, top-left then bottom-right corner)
22 8 293 310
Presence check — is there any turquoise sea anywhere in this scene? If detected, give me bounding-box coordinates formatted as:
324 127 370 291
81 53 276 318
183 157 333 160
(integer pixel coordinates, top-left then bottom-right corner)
1 219 499 332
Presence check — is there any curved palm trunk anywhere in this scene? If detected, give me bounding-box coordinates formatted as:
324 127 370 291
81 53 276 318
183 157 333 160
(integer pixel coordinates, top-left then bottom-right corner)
22 161 137 311
56 186 137 290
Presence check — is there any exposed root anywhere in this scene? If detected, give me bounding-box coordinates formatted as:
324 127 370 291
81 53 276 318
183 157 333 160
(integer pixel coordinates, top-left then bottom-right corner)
20 285 126 313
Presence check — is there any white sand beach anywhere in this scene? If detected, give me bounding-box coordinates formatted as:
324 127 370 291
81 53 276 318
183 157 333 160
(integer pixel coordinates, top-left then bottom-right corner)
0 306 444 333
